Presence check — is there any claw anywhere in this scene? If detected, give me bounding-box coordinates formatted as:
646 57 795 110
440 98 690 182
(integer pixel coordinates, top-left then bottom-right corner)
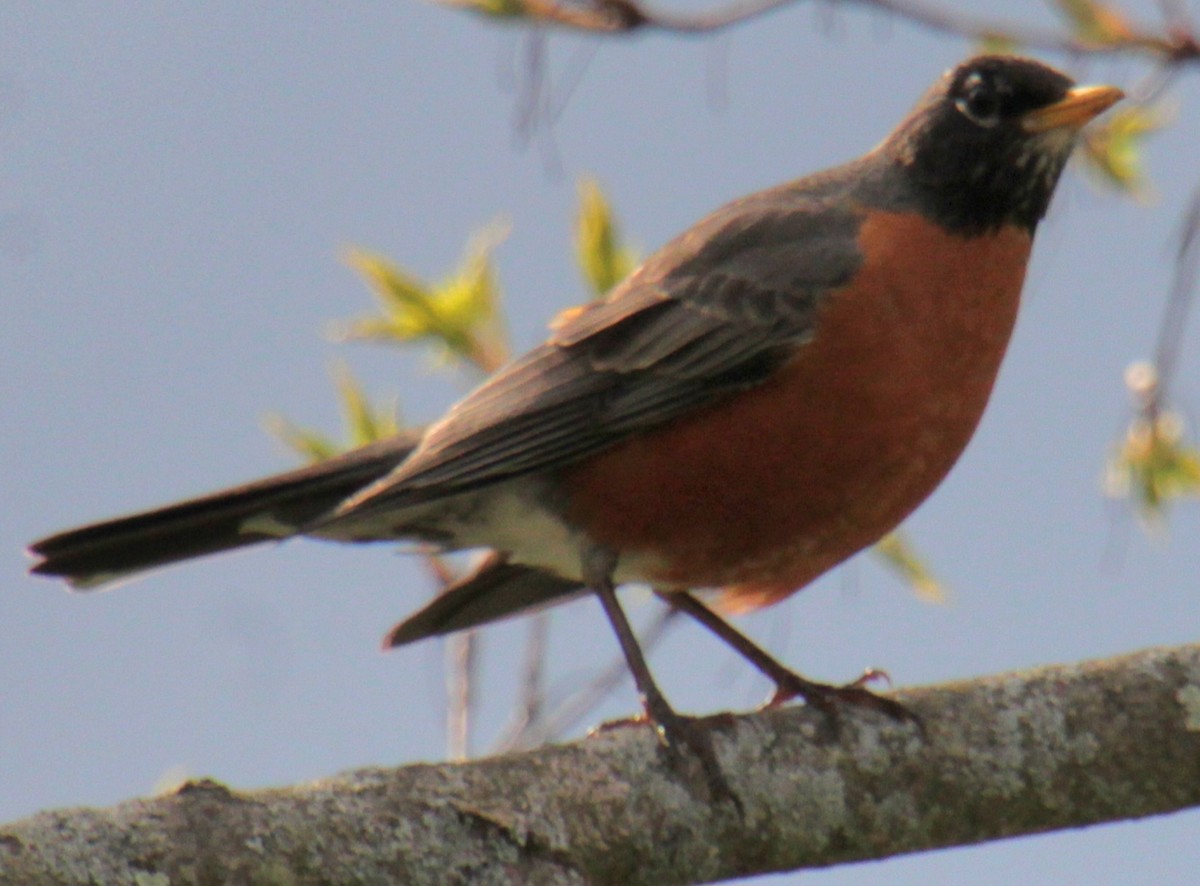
658 592 918 730
850 667 893 689
589 711 651 736
762 669 920 730
591 703 740 809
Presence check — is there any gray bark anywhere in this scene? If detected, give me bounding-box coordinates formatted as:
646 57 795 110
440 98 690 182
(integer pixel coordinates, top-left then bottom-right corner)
3 643 1199 885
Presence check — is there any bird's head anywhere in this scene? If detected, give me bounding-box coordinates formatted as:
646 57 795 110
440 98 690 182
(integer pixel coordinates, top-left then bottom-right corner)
883 55 1123 234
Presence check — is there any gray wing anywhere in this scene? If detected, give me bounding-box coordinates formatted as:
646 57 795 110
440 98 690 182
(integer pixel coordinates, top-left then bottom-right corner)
337 186 865 516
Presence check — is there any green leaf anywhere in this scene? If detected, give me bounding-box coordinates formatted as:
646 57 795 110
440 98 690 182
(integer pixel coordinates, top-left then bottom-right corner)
434 222 508 348
434 0 532 20
339 219 509 370
264 364 401 462
1106 409 1200 523
340 249 440 340
1079 103 1168 198
263 413 344 463
975 35 1019 56
334 362 401 446
575 177 637 298
873 531 946 604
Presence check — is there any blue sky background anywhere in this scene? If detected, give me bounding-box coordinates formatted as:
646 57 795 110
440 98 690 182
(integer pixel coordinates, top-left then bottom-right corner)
2 3 1197 883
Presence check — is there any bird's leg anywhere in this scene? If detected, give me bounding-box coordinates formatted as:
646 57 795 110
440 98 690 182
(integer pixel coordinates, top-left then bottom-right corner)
657 590 917 726
591 577 684 742
585 550 736 803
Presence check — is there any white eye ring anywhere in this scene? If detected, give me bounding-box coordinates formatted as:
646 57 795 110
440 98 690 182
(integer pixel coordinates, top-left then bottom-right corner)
956 72 1003 128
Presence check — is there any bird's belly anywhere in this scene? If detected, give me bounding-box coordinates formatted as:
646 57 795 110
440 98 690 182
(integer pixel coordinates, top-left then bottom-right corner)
560 214 1031 608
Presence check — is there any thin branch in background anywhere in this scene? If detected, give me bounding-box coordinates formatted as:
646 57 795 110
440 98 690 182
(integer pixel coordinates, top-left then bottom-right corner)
445 632 477 760
509 27 598 170
496 605 680 752
521 613 551 724
545 38 600 128
492 611 552 747
630 0 799 33
514 27 553 143
1153 181 1200 405
502 26 564 174
420 556 477 759
831 0 1198 61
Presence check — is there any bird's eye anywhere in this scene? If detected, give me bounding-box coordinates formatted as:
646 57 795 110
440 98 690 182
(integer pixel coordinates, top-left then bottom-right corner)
955 71 1004 128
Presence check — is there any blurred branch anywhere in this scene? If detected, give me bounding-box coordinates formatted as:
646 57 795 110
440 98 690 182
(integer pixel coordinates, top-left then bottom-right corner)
447 631 478 760
7 643 1199 884
422 556 479 760
1156 182 1200 400
442 0 1200 61
496 611 553 746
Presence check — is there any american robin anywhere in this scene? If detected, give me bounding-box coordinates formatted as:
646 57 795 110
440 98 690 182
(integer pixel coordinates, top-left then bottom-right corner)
29 55 1121 753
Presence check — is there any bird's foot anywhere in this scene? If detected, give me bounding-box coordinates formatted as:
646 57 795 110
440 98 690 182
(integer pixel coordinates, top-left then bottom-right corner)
594 699 740 809
764 666 920 729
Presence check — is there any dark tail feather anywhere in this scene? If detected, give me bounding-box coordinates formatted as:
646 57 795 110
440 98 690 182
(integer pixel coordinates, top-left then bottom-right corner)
28 433 422 589
385 553 586 646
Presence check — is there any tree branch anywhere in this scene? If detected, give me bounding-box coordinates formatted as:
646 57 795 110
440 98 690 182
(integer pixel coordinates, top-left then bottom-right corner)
450 0 1200 63
4 643 1199 885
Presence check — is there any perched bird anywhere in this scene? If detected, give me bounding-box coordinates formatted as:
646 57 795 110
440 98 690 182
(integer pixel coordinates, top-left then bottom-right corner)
29 55 1121 754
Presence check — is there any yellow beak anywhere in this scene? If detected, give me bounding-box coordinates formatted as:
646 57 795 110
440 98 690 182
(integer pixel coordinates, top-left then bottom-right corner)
1022 84 1124 133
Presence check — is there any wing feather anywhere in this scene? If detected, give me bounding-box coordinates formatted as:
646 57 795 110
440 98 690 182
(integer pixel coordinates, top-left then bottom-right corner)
333 187 865 518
